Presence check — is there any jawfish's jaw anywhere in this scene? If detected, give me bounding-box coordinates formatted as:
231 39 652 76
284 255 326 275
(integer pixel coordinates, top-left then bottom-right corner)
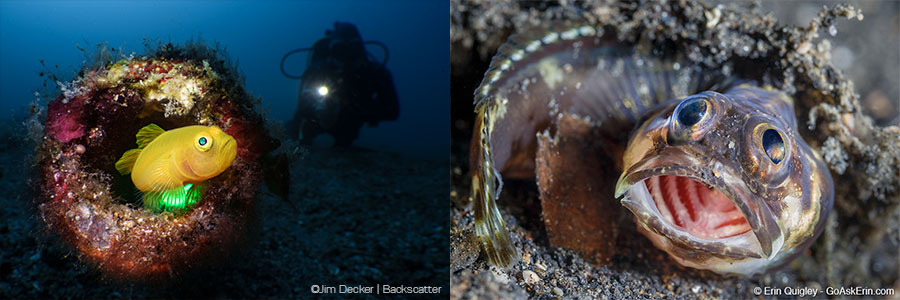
615 161 784 276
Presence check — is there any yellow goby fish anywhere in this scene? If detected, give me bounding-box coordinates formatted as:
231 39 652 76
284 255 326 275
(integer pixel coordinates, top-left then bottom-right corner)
115 123 237 211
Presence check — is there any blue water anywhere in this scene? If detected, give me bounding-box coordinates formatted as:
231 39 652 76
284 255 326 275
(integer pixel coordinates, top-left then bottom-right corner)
0 0 447 157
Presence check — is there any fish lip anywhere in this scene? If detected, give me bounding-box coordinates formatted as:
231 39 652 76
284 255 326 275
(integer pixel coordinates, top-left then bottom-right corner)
615 149 784 259
221 138 237 164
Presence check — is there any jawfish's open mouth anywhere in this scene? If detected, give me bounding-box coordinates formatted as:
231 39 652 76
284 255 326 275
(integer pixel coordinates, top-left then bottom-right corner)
643 175 751 239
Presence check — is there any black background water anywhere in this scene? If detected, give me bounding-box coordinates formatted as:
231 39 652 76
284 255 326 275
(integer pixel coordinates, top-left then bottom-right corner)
0 0 447 157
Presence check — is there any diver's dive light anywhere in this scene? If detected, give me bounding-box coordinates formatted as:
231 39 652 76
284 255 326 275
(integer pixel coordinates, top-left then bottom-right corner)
317 85 329 97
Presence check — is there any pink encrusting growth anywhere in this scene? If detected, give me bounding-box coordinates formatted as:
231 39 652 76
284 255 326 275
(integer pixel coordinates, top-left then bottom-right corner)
46 96 86 143
645 176 751 239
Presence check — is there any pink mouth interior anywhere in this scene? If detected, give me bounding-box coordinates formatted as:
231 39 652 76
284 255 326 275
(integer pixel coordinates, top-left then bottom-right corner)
644 176 751 239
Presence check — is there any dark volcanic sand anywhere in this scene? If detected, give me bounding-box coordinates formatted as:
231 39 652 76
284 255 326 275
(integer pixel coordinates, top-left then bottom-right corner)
451 1 899 299
0 118 449 299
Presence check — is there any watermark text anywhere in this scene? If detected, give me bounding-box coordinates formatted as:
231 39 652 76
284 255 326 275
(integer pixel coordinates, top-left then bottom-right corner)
752 285 894 297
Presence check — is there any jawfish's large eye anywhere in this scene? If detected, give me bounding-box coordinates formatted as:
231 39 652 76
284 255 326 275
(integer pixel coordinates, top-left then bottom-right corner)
196 135 213 152
744 121 791 182
668 95 714 142
761 129 785 164
675 96 709 127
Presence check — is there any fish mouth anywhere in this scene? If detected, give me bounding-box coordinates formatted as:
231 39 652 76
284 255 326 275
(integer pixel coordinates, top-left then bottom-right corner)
637 175 750 239
222 137 237 165
223 137 235 149
615 149 784 260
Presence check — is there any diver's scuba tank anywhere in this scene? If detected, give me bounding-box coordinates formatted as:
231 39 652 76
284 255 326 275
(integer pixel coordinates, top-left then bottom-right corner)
280 39 388 80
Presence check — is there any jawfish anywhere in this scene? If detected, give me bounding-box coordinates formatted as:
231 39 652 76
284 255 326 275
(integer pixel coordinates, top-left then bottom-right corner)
470 21 834 276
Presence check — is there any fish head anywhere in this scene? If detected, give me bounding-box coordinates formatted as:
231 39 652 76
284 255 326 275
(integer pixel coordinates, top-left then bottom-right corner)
614 87 833 276
183 125 238 180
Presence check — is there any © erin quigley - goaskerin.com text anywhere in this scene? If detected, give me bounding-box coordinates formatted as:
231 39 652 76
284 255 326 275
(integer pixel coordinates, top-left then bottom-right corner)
753 285 895 297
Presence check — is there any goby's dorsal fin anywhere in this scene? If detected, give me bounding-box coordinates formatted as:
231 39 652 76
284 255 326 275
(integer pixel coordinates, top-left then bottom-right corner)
136 123 166 149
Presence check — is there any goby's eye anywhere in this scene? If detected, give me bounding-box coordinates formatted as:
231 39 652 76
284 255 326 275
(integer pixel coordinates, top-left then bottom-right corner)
675 97 708 127
196 136 212 151
762 129 784 164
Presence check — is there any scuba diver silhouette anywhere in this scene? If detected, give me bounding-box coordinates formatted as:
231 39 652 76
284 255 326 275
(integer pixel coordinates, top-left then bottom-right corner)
282 22 399 147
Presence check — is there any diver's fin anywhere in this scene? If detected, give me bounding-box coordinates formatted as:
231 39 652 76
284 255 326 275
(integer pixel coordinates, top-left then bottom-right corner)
262 152 291 202
115 148 142 175
136 123 166 148
143 183 204 212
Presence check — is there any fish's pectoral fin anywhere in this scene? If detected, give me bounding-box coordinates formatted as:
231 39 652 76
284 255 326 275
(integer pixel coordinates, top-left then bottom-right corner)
145 154 181 193
136 123 166 148
115 148 142 175
143 182 205 212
